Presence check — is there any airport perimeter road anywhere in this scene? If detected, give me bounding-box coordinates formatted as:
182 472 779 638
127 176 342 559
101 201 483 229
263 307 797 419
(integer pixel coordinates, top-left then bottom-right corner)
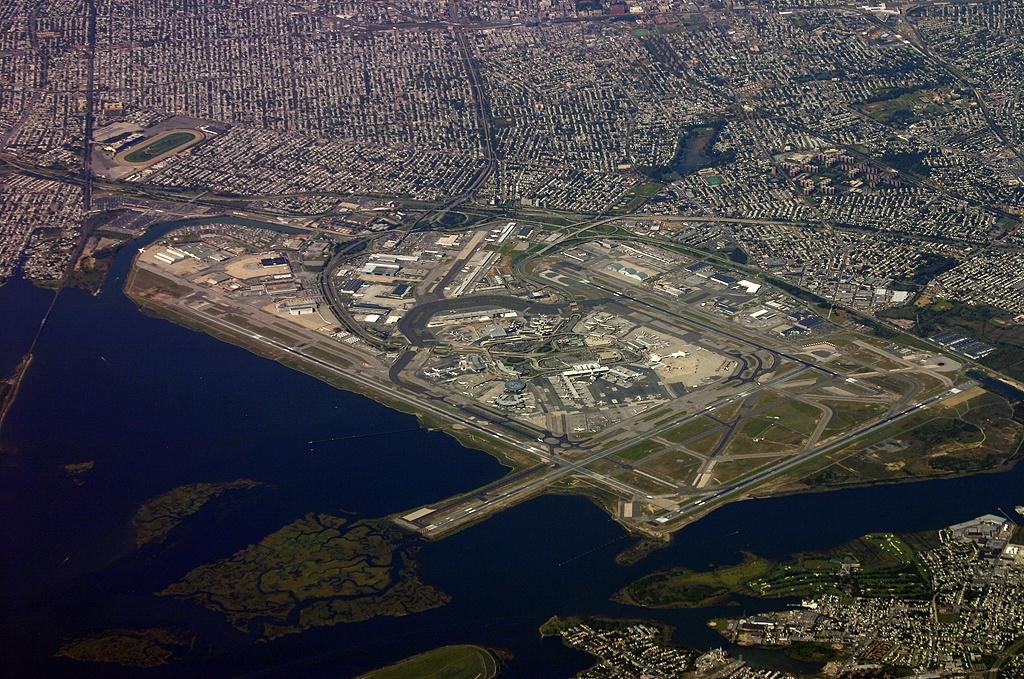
397 294 570 346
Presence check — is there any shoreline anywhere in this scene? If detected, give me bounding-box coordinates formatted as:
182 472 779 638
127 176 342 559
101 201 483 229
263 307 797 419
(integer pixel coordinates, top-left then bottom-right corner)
120 236 1024 557
123 277 676 545
0 352 33 437
125 282 1024 556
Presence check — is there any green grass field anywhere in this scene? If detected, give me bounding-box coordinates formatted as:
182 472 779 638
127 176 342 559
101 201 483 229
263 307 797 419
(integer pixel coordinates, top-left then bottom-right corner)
729 399 823 454
686 430 725 456
710 397 747 422
123 131 199 163
642 451 703 482
710 457 780 486
748 532 930 600
858 88 947 126
616 181 665 212
616 555 775 607
661 416 719 444
618 529 935 608
820 401 888 440
615 439 665 463
357 645 498 679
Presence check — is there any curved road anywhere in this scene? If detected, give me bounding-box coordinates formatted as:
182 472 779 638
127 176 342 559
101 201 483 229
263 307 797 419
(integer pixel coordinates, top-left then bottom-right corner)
397 294 573 346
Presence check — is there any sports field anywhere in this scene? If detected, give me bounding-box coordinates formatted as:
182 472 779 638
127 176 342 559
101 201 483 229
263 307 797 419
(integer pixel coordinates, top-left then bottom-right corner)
122 130 200 164
357 645 498 679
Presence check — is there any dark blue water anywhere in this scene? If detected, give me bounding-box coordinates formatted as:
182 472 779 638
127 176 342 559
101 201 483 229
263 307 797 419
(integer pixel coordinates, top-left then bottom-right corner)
0 219 1022 678
0 274 53 376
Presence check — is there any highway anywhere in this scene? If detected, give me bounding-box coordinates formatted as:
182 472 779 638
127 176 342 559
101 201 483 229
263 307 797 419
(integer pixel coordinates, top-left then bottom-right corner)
397 294 572 346
450 24 497 204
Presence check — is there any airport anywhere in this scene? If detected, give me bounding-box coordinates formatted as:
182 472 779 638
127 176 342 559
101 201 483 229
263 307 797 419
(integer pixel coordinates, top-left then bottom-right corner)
122 213 994 543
